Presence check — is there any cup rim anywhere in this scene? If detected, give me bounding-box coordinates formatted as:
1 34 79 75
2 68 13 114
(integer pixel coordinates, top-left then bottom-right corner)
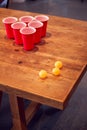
20 26 36 35
11 22 26 29
19 15 34 22
35 15 49 22
28 20 43 28
2 17 18 24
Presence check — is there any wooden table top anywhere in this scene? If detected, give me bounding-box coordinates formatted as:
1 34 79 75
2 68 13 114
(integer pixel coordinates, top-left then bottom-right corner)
0 8 87 110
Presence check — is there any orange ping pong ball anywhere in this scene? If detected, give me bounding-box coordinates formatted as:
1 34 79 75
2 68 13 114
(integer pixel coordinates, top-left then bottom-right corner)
55 61 63 69
39 70 47 79
52 67 60 76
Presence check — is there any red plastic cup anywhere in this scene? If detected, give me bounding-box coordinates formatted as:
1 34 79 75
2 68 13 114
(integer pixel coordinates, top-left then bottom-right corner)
11 22 26 45
20 27 36 51
28 20 43 44
2 17 18 39
19 16 34 26
35 15 49 37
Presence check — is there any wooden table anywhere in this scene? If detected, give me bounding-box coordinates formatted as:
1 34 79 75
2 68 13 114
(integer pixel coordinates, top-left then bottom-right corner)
0 8 87 130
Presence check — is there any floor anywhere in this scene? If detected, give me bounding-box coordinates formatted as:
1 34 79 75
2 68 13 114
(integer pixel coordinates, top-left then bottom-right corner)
0 0 87 130
9 0 87 21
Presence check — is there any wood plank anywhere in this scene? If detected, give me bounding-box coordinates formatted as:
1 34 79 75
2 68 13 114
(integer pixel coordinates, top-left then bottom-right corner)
0 9 87 64
0 8 87 110
25 101 41 124
0 60 86 110
9 94 27 130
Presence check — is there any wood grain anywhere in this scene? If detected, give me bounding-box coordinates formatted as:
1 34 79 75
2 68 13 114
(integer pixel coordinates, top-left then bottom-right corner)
0 8 87 110
25 101 41 124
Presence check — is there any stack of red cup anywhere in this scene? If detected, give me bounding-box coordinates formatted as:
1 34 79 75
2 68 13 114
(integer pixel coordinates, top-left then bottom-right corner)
2 15 49 51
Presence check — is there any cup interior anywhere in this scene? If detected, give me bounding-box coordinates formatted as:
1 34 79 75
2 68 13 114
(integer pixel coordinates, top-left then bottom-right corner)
28 21 43 28
2 17 18 24
19 16 34 23
20 27 36 35
35 15 49 22
11 22 26 29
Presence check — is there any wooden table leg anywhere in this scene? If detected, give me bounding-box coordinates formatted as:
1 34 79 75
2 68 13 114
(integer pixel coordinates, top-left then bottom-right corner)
25 101 41 124
0 91 3 107
9 94 28 130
